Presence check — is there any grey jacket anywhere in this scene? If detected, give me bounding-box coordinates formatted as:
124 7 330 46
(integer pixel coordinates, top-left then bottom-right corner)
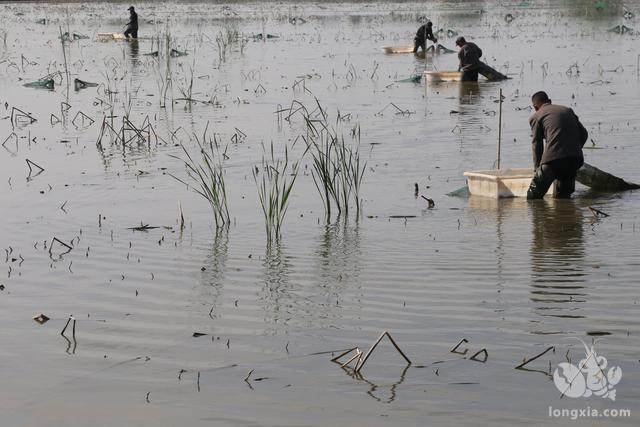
529 103 588 168
458 42 482 71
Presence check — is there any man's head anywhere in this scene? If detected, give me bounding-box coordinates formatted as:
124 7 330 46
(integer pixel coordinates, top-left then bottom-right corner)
128 6 135 11
426 21 432 27
455 36 466 47
531 91 551 111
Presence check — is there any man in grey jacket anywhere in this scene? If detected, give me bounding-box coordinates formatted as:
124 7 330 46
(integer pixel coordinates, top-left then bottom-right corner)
527 91 588 199
455 37 483 81
413 21 438 53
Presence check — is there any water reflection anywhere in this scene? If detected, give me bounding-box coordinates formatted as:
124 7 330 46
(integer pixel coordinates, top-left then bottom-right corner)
314 219 363 313
127 39 140 66
259 242 294 325
340 364 410 404
529 199 587 320
467 197 521 285
458 81 481 106
456 81 488 145
198 228 229 316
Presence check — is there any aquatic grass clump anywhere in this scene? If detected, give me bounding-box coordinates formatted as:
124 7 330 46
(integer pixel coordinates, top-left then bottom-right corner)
253 141 300 242
170 123 229 229
215 20 247 62
299 101 367 221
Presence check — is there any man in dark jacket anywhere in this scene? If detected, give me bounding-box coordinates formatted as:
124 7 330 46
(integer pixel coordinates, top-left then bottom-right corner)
413 21 438 53
455 36 482 81
124 6 138 39
526 91 589 199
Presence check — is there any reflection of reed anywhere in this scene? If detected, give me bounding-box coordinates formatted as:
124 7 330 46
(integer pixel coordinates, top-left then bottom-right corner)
339 364 410 404
198 228 229 316
314 219 363 313
530 199 587 319
259 241 293 325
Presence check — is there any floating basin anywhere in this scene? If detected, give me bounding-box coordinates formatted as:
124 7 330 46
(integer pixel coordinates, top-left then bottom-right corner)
464 168 553 198
381 46 414 54
97 32 127 41
423 70 462 83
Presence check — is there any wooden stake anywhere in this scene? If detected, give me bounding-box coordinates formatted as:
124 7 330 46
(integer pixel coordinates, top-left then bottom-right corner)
497 88 503 170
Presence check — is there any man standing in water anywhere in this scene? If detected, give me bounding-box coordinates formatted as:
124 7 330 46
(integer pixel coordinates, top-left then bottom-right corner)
124 6 138 39
413 21 438 53
526 91 588 199
455 36 482 81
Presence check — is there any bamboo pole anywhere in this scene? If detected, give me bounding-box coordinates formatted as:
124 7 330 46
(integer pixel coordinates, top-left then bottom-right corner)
497 88 503 170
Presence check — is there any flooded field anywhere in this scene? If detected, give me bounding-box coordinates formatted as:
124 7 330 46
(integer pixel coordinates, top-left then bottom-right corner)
1 1 639 425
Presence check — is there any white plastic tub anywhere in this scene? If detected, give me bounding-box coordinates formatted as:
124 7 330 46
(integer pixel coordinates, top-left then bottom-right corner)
381 46 414 54
464 168 553 198
423 70 462 83
97 32 127 41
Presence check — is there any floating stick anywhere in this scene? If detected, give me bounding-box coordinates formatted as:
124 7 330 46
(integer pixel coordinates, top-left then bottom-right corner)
2 132 18 149
450 338 469 355
354 331 411 373
469 348 488 363
71 111 95 128
330 347 358 362
26 159 45 178
515 346 555 370
588 206 610 218
11 107 37 127
49 237 73 255
60 315 74 336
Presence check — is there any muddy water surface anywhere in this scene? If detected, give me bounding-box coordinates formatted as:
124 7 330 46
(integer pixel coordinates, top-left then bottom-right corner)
1 1 639 426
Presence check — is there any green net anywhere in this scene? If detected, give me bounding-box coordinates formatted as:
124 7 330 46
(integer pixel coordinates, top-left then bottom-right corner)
576 163 640 191
396 75 422 83
23 79 54 90
447 185 470 198
170 48 188 57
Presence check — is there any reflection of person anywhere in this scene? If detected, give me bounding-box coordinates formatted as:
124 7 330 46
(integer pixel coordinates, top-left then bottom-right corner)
413 21 438 53
455 37 482 81
530 199 586 314
526 91 588 199
124 6 138 39
458 80 480 105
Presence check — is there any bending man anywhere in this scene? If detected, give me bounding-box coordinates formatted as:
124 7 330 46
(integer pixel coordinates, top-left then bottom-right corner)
455 37 482 81
527 91 588 199
413 21 438 53
124 6 138 39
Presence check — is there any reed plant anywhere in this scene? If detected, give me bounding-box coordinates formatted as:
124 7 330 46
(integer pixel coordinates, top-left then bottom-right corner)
170 123 229 229
253 141 299 242
216 21 244 62
177 57 195 107
150 22 173 107
301 101 366 221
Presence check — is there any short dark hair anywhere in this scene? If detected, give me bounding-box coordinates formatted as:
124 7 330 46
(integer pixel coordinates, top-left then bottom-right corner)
455 36 466 46
531 91 550 104
426 21 432 26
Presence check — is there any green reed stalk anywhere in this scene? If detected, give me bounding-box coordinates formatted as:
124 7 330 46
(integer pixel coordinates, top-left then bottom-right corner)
300 100 367 221
253 141 299 242
169 123 229 228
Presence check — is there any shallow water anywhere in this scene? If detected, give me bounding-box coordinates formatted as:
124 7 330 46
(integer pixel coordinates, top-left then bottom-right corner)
1 1 639 426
